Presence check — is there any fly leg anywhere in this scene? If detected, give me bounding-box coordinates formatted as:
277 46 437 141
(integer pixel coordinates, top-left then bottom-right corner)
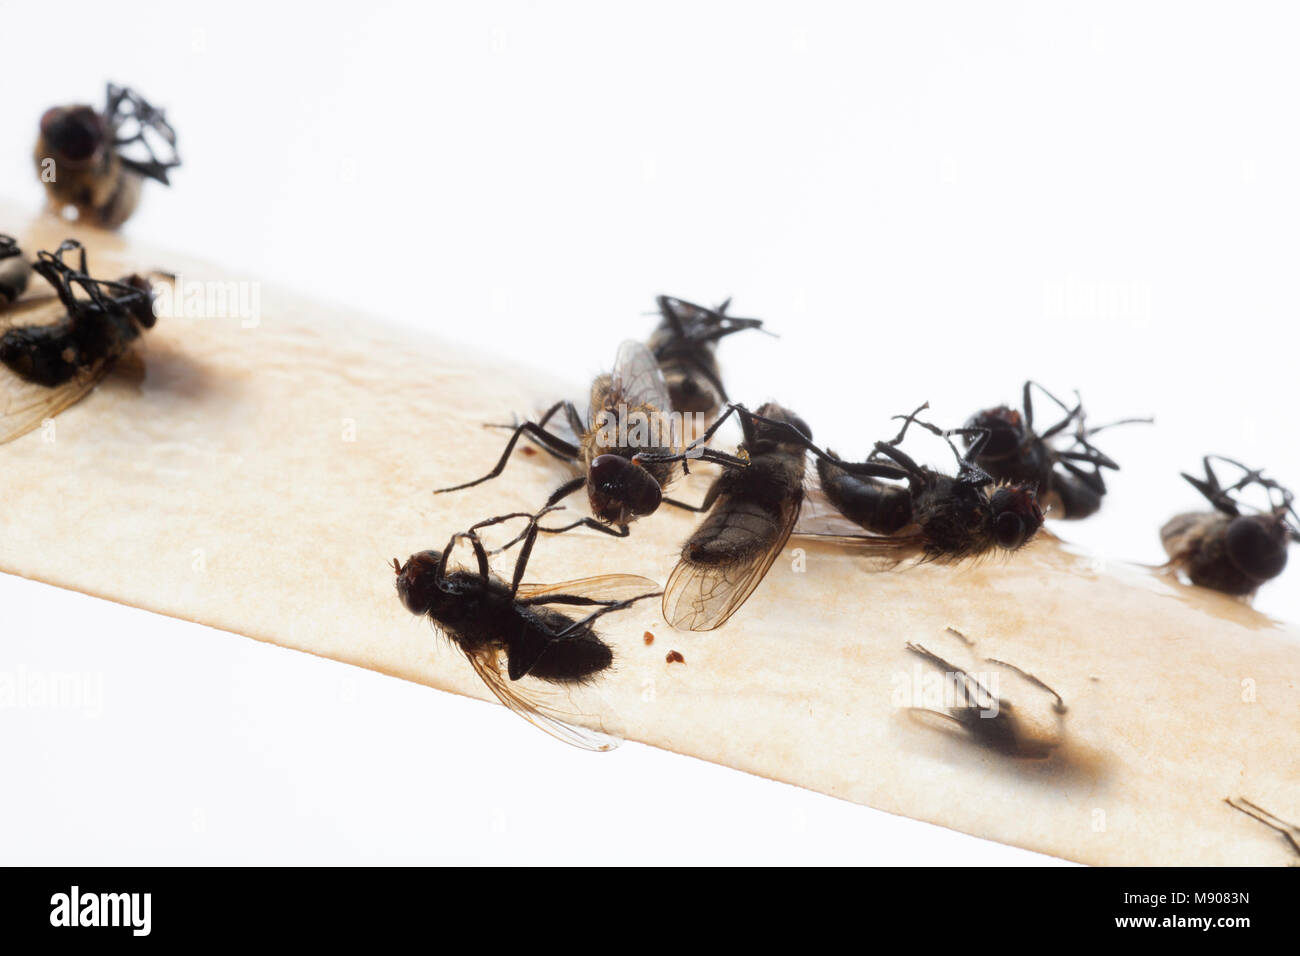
499 504 570 597
484 478 627 555
486 400 585 465
663 479 725 514
872 405 995 487
1022 380 1083 439
550 590 665 639
1181 455 1266 515
633 402 751 470
870 401 933 458
435 400 581 494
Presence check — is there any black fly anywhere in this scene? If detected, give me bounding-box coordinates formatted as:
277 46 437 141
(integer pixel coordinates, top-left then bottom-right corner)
435 340 744 540
647 295 768 420
634 402 810 631
0 239 156 444
35 83 180 228
1161 456 1298 597
394 506 661 750
964 381 1150 519
798 402 1044 563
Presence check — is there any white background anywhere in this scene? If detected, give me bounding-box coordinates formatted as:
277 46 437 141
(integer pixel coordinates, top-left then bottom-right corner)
2 1 1296 864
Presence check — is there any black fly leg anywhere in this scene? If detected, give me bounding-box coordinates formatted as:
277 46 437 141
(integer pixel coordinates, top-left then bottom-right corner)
1258 480 1300 540
533 517 630 541
663 477 726 514
104 84 181 184
486 400 584 465
1182 456 1264 515
489 476 634 556
632 402 748 469
711 404 894 475
866 440 926 481
1078 415 1154 442
876 401 932 454
929 424 998 488
502 505 569 597
485 477 605 554
461 508 557 562
434 528 478 587
34 240 147 318
564 401 586 438
932 424 993 469
1057 435 1120 482
1023 380 1082 440
656 295 692 342
435 400 581 494
442 507 553 584
550 590 665 638
1056 456 1108 496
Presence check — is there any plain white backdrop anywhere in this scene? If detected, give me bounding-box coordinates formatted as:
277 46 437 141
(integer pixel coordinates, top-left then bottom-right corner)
2 2 1297 864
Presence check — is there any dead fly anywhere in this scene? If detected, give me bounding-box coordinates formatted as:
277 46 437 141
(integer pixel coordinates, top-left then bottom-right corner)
35 83 180 228
634 402 810 631
394 507 661 750
436 339 742 538
1224 797 1300 858
797 403 1044 564
648 295 768 419
0 239 156 444
904 641 1066 759
964 381 1151 519
0 235 32 308
1161 456 1298 597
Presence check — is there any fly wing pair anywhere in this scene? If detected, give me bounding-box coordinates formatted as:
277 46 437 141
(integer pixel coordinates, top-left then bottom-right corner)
460 573 658 752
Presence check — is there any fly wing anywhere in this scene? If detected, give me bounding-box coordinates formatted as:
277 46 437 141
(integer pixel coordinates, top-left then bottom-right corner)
464 648 621 752
793 467 883 537
515 574 660 603
662 490 801 632
609 339 672 417
0 363 110 445
799 529 925 567
790 468 924 566
0 296 116 445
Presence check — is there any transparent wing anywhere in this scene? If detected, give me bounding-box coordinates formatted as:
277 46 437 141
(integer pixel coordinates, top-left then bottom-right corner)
793 468 885 537
516 574 660 603
464 648 621 752
609 339 671 414
662 492 800 632
797 530 925 566
791 470 923 567
0 300 111 445
0 365 109 445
